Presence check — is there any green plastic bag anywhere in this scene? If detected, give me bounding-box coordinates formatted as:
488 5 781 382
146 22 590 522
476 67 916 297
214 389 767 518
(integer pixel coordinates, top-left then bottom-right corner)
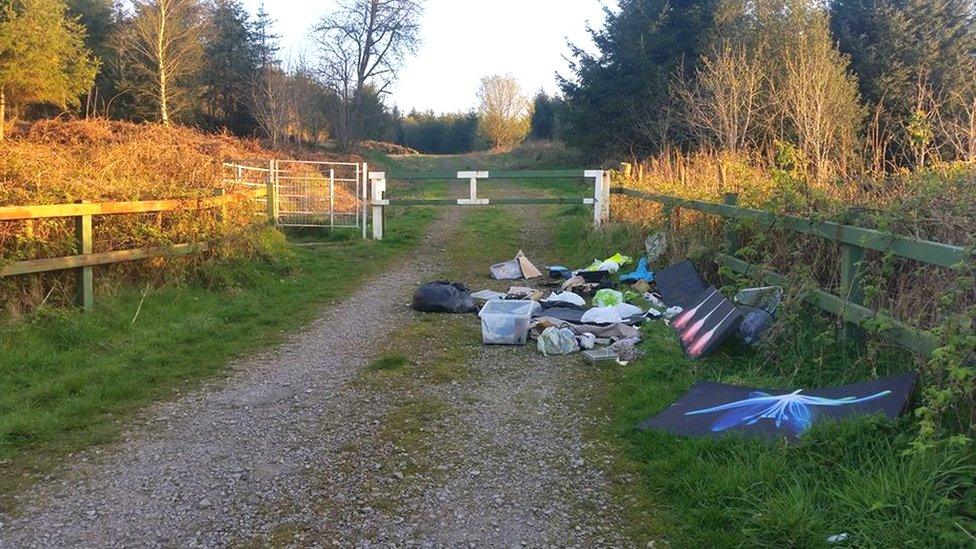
593 289 624 308
606 252 632 266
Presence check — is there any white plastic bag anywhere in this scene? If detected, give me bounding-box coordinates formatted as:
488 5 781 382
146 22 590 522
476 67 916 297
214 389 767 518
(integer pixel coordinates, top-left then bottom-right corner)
543 291 586 307
612 302 643 318
537 327 580 356
581 307 623 324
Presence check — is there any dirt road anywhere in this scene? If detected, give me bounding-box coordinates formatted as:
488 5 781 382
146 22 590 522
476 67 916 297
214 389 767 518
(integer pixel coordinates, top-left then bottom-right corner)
0 191 630 547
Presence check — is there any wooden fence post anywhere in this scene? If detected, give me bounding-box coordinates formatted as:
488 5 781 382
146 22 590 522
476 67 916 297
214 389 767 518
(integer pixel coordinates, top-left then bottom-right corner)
662 204 674 231
723 193 740 256
74 200 93 312
840 243 866 342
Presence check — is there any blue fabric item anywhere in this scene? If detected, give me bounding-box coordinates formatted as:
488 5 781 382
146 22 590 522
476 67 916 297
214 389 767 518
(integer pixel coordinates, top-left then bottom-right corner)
620 257 654 284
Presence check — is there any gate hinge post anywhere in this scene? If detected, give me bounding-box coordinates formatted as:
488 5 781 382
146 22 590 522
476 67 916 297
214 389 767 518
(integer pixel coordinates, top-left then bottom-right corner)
369 172 387 240
266 158 279 225
585 170 608 226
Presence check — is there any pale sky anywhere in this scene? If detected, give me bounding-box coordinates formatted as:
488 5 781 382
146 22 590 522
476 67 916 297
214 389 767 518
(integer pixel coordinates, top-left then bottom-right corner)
241 0 614 113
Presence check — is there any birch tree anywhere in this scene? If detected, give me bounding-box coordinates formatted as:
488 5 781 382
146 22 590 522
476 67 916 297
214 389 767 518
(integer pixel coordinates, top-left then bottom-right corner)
122 0 204 125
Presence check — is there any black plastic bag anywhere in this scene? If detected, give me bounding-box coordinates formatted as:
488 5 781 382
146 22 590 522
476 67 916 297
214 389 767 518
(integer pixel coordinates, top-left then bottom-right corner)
412 281 478 314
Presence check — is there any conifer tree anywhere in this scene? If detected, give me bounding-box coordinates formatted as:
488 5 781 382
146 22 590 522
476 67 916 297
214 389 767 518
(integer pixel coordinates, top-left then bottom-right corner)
0 0 97 139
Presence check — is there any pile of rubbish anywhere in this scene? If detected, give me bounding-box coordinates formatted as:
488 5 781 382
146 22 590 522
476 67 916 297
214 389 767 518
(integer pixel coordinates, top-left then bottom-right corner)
408 236 919 445
410 232 782 365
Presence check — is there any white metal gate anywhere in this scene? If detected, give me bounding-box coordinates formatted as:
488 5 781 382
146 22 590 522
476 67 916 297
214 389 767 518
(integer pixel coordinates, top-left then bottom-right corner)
223 159 368 234
272 160 363 228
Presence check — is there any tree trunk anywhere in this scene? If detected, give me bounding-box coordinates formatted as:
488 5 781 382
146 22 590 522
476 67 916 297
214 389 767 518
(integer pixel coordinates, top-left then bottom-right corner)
0 87 6 142
158 1 169 125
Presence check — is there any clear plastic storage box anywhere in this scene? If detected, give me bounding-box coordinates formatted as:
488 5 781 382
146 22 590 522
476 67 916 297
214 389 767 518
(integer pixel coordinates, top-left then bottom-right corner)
478 300 541 345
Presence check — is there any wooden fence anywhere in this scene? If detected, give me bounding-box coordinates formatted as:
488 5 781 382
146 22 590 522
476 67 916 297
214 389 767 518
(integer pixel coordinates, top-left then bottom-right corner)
611 187 971 355
0 187 264 312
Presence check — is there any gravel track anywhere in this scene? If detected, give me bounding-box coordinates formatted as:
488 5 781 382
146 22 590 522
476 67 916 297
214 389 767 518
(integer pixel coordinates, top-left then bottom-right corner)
0 202 632 548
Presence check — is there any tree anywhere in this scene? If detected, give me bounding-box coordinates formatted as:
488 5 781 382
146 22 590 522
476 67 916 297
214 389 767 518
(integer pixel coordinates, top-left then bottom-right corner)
559 0 723 156
830 0 976 164
313 0 423 150
66 0 122 116
674 42 765 153
120 0 205 125
200 0 260 134
252 1 278 72
249 65 290 145
776 4 863 180
529 91 560 141
398 110 479 153
0 0 97 140
477 74 533 149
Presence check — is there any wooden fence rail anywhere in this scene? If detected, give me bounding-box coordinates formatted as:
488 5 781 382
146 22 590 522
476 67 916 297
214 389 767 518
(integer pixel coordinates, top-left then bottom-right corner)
610 186 972 356
0 187 264 312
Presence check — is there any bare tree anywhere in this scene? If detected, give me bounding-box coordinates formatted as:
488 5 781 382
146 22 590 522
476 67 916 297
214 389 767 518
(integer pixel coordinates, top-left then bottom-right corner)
675 43 766 154
936 61 976 163
776 9 863 181
313 0 423 149
122 0 205 125
477 74 533 149
250 66 291 146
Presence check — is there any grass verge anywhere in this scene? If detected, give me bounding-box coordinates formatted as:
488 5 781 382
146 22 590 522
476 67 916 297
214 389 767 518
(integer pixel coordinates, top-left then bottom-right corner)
0 206 436 505
551 210 976 547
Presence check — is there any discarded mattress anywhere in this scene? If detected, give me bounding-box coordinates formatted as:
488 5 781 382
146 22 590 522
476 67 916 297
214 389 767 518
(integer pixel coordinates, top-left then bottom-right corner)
655 260 707 307
670 286 742 360
412 282 478 314
636 371 919 440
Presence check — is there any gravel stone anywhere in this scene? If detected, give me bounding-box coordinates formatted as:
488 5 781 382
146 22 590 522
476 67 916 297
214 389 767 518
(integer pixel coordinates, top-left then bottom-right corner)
0 203 634 548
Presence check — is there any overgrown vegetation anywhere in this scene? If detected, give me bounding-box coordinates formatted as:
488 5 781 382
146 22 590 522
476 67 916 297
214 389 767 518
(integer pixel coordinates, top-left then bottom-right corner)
0 203 434 500
0 119 356 314
551 210 976 547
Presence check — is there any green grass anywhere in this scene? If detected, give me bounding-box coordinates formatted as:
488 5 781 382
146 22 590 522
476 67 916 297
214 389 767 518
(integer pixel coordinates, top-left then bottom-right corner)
550 209 976 547
367 353 410 371
0 206 436 500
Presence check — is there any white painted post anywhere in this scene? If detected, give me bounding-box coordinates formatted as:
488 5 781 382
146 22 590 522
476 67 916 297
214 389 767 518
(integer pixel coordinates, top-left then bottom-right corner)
329 168 335 227
361 163 368 240
585 170 606 226
601 171 612 223
370 172 387 240
456 171 490 205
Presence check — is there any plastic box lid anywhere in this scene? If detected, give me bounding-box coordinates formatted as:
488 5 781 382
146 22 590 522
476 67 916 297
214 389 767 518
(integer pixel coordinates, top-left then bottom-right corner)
478 300 540 318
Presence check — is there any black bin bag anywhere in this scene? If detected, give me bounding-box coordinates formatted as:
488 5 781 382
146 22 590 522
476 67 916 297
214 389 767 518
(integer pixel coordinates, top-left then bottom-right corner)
411 281 478 314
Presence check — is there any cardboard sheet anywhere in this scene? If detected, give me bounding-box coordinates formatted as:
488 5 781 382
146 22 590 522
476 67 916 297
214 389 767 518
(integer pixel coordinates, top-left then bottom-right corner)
670 286 742 360
655 260 707 307
637 372 919 440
